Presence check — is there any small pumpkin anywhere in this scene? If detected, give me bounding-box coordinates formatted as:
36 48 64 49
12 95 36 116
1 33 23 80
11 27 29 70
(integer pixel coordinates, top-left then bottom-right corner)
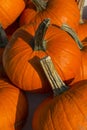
0 0 26 29
32 56 87 130
2 19 81 92
0 78 28 130
19 0 80 31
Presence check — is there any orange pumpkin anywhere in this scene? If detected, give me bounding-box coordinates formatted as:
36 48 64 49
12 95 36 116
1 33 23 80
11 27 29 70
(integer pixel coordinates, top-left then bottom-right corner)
77 21 87 41
32 80 87 130
0 78 28 130
71 42 87 85
32 56 87 130
61 24 87 85
0 0 26 29
19 0 80 31
2 19 81 92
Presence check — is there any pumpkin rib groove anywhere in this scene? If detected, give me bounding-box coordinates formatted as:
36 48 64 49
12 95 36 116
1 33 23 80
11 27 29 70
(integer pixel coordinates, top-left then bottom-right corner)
69 91 87 118
62 91 87 129
60 96 74 130
19 58 29 89
0 88 18 125
21 62 30 90
49 105 57 130
80 57 84 80
11 55 29 87
0 6 13 23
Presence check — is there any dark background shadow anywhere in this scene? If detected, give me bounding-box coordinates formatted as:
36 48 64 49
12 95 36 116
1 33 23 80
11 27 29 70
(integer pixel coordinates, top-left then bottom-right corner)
82 6 87 19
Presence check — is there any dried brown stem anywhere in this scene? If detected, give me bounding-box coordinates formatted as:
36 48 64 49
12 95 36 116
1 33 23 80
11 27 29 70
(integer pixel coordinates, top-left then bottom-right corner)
31 0 48 11
61 24 83 50
40 56 68 96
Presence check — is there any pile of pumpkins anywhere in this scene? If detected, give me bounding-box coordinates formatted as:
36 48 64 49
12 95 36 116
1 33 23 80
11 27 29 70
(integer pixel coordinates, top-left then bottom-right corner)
0 0 87 130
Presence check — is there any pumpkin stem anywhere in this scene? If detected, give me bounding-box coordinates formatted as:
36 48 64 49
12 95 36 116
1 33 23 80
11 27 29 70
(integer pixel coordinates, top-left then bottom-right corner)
0 24 8 48
31 0 48 11
61 24 83 50
77 0 85 24
40 56 69 96
33 18 50 51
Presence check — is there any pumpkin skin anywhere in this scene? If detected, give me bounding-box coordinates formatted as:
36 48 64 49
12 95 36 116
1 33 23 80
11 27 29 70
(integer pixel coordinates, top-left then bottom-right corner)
3 19 81 92
77 21 87 41
70 41 87 85
0 0 26 29
32 80 87 130
65 23 87 85
0 78 28 130
19 0 80 31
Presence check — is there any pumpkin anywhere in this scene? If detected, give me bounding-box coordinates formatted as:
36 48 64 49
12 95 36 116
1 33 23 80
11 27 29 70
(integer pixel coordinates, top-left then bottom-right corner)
0 78 28 130
32 56 87 130
2 19 81 92
19 0 80 31
0 0 26 29
61 24 87 85
70 41 87 85
77 21 87 41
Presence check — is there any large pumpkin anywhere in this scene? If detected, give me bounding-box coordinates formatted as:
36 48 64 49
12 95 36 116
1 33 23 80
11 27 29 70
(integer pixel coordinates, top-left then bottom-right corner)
19 0 80 31
0 0 26 29
0 78 28 130
32 80 87 130
32 56 87 130
3 19 81 92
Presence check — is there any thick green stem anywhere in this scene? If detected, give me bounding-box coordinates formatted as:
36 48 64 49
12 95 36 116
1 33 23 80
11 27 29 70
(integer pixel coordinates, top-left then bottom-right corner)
31 0 48 11
32 18 50 51
40 56 69 96
61 24 83 50
0 24 8 48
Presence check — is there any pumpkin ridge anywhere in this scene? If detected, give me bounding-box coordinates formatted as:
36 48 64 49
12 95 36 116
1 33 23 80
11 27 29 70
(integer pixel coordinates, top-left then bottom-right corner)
68 91 86 118
48 108 56 130
0 5 13 24
60 94 75 130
